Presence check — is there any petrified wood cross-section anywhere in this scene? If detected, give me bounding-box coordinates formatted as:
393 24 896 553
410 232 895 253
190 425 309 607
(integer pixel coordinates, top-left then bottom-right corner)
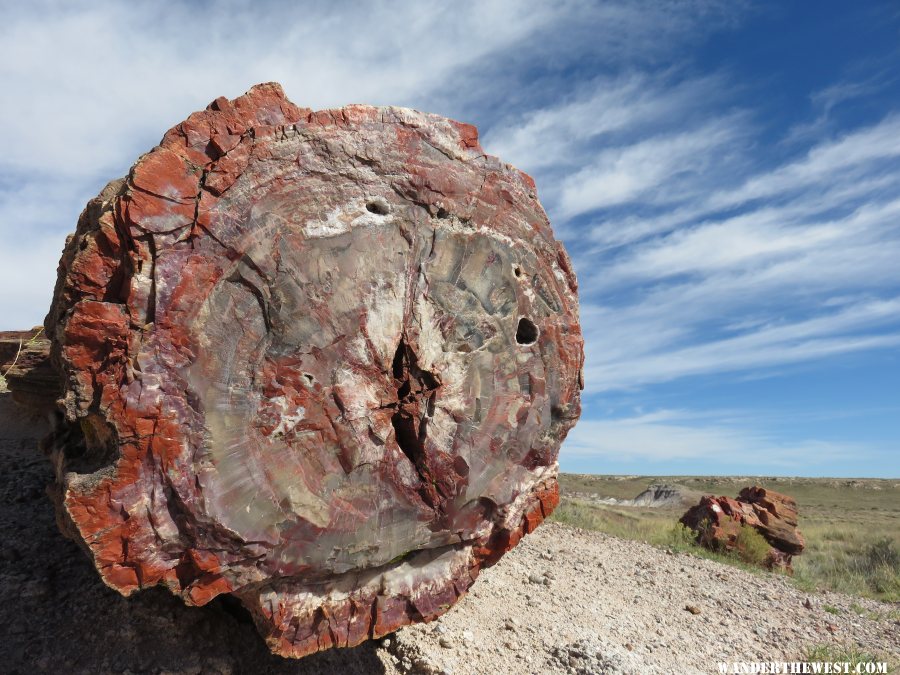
44 83 583 658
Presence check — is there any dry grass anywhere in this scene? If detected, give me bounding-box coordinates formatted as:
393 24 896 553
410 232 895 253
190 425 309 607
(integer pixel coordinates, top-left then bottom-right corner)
792 526 900 601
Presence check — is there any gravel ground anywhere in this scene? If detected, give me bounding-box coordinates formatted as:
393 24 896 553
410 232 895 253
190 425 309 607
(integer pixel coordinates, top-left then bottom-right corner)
382 523 898 674
1 387 897 674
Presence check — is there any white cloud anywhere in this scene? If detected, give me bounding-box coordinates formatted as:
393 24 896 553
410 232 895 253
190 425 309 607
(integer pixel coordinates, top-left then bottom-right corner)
587 169 900 250
595 195 900 286
0 0 741 329
0 0 563 179
584 292 900 392
562 410 861 470
483 71 726 172
706 114 900 212
558 120 737 215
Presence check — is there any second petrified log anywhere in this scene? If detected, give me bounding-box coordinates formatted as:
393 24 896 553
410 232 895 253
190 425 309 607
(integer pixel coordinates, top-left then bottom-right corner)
42 83 583 657
680 487 805 572
0 329 57 410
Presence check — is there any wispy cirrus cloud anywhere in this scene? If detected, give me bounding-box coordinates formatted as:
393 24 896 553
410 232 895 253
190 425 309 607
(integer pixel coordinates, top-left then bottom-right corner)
0 0 744 330
558 115 745 216
562 409 868 474
486 70 900 396
484 71 729 173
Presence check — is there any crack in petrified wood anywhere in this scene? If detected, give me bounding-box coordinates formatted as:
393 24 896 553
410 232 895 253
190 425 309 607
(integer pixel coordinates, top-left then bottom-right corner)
43 83 583 658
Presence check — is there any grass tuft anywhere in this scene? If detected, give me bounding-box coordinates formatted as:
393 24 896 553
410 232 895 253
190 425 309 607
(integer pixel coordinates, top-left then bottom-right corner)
802 643 890 670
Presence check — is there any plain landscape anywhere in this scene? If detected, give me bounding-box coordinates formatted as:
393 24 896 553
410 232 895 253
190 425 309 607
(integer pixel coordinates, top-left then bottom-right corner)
555 473 900 603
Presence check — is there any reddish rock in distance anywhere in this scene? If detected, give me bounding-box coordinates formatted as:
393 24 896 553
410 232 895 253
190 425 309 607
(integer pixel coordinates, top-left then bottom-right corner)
0 329 56 410
42 83 583 658
680 487 805 572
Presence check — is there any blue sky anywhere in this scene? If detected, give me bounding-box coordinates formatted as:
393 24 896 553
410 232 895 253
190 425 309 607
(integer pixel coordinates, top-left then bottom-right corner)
2 1 898 477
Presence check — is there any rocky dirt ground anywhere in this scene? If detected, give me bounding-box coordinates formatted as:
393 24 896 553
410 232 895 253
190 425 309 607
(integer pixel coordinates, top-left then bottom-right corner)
1 386 897 674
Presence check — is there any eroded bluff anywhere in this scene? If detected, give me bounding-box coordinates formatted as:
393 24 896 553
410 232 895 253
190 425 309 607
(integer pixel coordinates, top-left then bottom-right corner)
44 83 583 658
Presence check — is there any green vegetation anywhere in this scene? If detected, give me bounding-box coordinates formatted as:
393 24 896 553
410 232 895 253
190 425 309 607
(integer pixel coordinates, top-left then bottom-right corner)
550 498 767 575
848 601 900 623
792 528 900 601
553 474 900 602
734 524 771 566
802 644 892 671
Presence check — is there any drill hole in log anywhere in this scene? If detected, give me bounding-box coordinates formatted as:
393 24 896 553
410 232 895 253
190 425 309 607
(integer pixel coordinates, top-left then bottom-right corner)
515 317 538 345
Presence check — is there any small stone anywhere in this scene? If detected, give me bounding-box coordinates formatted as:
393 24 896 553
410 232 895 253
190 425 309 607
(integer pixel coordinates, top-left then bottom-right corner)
461 630 474 643
439 637 453 649
685 605 701 615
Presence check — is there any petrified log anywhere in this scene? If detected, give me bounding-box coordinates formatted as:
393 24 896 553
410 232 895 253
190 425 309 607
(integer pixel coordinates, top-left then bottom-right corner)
680 487 805 572
42 83 583 657
0 329 57 410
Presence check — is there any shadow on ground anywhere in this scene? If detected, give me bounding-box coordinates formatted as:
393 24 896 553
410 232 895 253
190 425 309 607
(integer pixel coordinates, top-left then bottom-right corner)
0 390 385 674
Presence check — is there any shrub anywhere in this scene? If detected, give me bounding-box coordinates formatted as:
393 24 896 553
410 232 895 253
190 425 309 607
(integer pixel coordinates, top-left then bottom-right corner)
694 516 718 549
667 523 698 552
860 538 900 572
852 538 900 598
734 524 771 566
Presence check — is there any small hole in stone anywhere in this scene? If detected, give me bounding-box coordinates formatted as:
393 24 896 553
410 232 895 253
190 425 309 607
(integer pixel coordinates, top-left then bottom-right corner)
303 373 315 384
436 207 450 219
366 200 389 215
513 265 522 278
515 317 538 345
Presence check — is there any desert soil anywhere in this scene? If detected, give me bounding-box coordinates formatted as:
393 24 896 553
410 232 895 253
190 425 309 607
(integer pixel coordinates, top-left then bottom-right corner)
1 386 897 674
